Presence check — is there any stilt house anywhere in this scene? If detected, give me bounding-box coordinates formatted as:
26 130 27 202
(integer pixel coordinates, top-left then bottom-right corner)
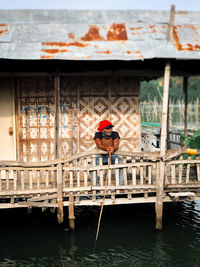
0 6 200 229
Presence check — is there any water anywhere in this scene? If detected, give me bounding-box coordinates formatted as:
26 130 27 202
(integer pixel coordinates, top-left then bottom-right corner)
1 202 200 267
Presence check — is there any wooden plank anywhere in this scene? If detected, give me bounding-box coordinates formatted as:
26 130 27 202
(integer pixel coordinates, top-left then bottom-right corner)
186 161 190 184
13 170 17 191
123 158 127 186
29 170 33 190
6 170 9 191
45 170 49 188
148 165 152 185
84 158 88 187
178 155 183 184
21 170 24 191
171 165 176 184
132 167 136 185
197 162 200 182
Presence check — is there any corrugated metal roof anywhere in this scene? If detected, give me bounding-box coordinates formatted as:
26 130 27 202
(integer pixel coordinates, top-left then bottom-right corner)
0 9 200 60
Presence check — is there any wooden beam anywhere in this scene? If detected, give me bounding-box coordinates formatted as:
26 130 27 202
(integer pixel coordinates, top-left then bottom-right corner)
57 163 63 223
54 76 60 159
160 62 171 157
68 192 75 230
184 77 188 136
167 5 175 42
166 5 175 148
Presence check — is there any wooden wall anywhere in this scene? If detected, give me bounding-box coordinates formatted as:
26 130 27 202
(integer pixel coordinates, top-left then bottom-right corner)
16 75 141 162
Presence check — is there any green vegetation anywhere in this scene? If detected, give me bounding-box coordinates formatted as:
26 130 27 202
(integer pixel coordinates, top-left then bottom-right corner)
140 76 200 102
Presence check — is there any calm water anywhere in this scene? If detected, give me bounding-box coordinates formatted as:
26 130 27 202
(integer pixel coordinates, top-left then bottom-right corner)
0 202 200 267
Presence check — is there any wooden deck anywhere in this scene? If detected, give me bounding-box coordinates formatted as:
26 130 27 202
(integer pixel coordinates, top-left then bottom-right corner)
1 149 200 228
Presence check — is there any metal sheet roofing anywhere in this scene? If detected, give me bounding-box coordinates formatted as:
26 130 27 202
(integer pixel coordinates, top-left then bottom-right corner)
0 9 200 61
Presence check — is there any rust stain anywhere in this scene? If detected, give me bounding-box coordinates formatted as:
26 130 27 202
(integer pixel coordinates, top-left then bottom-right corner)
0 29 8 35
68 33 75 39
107 23 128 41
81 25 104 41
0 23 8 36
177 11 189 15
126 50 143 58
173 25 200 51
41 41 89 48
40 55 55 59
95 49 111 54
41 49 70 54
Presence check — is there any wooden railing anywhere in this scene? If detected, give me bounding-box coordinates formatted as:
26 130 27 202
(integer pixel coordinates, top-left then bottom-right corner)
165 155 200 186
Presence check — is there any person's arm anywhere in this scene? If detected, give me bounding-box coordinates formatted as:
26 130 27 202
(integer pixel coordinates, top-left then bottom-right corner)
95 138 108 151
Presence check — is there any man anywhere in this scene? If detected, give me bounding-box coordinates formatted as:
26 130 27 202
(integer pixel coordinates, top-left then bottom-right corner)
92 120 124 185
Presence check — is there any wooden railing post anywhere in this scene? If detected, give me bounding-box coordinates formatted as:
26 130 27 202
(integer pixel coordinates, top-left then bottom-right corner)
68 192 75 230
57 163 63 223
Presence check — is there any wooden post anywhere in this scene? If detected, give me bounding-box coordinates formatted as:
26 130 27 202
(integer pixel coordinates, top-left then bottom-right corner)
156 61 171 230
54 75 60 159
68 192 75 230
57 163 63 223
184 77 188 136
167 4 175 148
77 86 80 153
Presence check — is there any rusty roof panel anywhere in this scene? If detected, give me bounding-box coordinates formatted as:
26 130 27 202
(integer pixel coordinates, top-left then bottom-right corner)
0 9 200 61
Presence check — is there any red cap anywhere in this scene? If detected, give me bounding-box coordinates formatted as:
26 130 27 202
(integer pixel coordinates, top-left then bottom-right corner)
97 120 113 132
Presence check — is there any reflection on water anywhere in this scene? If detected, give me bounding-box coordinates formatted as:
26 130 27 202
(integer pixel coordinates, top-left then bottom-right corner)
0 202 200 266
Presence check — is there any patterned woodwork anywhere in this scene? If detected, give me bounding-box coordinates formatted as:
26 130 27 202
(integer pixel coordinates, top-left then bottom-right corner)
18 75 141 162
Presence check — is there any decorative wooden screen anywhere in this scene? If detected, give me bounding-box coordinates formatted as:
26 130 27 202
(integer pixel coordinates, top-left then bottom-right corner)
17 76 55 162
17 75 141 162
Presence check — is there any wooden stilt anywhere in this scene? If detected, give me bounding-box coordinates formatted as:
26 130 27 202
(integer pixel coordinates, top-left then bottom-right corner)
156 61 171 230
68 192 75 230
57 163 63 223
184 77 188 136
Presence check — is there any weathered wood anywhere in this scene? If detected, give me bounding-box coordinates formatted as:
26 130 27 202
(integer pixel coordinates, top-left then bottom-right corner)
184 77 188 136
57 163 63 224
186 158 191 184
167 5 175 42
160 62 171 158
68 192 75 230
156 161 164 230
171 165 176 184
178 155 183 184
77 86 80 153
148 165 152 185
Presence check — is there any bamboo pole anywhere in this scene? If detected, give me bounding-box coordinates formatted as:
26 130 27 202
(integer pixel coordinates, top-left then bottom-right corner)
184 77 188 136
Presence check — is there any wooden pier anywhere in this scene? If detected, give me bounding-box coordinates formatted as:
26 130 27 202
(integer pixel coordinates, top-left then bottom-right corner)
1 149 200 229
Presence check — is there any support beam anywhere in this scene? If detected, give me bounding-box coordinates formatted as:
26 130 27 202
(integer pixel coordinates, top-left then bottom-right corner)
68 192 75 230
57 163 63 223
54 75 60 159
184 77 188 136
167 4 175 148
156 61 171 230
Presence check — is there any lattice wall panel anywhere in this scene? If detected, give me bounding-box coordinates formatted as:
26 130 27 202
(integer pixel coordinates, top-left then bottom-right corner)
18 77 55 162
